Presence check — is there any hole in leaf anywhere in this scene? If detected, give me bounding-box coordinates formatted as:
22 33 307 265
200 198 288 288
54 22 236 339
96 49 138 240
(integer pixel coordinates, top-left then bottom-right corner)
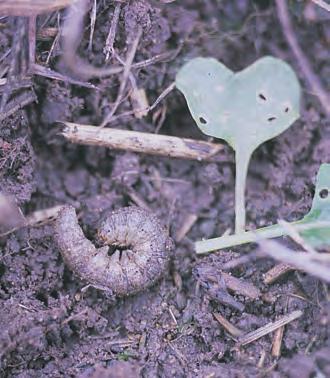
319 189 328 199
267 116 276 122
199 117 207 124
258 93 267 101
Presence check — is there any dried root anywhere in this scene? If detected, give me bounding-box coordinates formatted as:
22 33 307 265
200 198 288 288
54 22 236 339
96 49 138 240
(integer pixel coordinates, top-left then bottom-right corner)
54 206 173 296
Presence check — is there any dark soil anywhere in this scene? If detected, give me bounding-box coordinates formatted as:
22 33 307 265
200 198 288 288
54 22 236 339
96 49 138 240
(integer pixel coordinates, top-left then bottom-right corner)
0 1 329 377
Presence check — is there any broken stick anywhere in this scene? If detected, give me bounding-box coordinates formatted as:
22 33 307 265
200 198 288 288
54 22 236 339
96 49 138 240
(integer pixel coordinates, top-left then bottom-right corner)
237 310 303 346
60 122 225 162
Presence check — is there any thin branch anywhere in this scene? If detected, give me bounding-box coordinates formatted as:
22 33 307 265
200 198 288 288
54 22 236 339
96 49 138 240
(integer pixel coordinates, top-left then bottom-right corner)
60 122 225 162
104 2 121 61
275 0 330 115
237 310 303 346
105 82 175 124
259 239 330 283
32 63 96 89
88 0 97 51
311 0 330 12
101 27 143 127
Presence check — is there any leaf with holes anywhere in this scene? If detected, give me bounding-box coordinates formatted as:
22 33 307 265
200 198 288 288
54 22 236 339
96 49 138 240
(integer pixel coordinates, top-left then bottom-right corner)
299 163 330 247
176 56 301 233
195 164 330 254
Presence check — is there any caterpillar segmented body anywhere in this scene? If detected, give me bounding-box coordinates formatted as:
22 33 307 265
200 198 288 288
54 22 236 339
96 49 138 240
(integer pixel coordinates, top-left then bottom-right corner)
54 206 173 296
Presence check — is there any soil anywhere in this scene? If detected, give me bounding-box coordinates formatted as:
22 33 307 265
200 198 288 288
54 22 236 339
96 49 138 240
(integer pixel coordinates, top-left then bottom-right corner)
0 1 329 377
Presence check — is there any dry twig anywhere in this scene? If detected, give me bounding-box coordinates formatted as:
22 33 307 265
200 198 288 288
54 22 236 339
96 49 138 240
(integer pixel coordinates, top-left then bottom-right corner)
60 122 225 162
275 0 330 114
311 0 330 12
271 324 284 357
101 27 143 127
259 239 330 283
237 310 303 346
175 213 198 242
88 0 97 51
104 2 122 61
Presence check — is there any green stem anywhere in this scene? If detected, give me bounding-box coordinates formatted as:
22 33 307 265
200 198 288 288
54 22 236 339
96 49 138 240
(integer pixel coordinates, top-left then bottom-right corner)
195 220 330 254
235 148 251 234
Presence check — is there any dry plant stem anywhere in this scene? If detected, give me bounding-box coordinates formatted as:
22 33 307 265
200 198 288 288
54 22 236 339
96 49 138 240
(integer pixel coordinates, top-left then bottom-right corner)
104 2 121 61
60 122 224 162
101 82 175 124
237 310 303 346
235 148 251 233
28 16 36 64
88 0 97 51
222 251 261 270
31 64 95 89
264 263 294 285
0 91 37 122
276 0 330 115
101 27 143 127
213 313 243 338
195 220 330 254
278 219 317 254
0 205 63 237
311 0 330 12
26 205 63 226
272 325 284 357
259 239 330 283
175 213 198 242
0 0 76 16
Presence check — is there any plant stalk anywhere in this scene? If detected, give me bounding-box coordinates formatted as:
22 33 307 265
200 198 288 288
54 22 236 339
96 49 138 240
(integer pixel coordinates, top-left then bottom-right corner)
195 221 330 254
235 148 251 234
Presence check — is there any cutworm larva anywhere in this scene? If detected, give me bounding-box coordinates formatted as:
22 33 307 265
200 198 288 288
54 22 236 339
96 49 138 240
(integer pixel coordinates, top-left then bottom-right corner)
54 205 173 296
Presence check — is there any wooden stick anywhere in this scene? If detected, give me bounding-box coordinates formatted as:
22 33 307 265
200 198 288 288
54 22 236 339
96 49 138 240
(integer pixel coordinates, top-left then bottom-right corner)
60 122 225 162
237 310 303 346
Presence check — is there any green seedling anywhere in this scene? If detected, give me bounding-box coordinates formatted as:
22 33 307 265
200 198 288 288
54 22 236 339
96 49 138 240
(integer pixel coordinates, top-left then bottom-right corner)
176 56 301 233
196 163 330 254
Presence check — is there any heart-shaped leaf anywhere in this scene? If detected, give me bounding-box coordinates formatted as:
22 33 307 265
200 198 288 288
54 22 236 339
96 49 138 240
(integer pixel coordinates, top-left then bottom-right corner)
176 56 301 233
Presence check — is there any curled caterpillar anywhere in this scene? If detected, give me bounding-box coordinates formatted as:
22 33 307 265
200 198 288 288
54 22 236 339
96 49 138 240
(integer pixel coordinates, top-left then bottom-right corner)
54 206 173 296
